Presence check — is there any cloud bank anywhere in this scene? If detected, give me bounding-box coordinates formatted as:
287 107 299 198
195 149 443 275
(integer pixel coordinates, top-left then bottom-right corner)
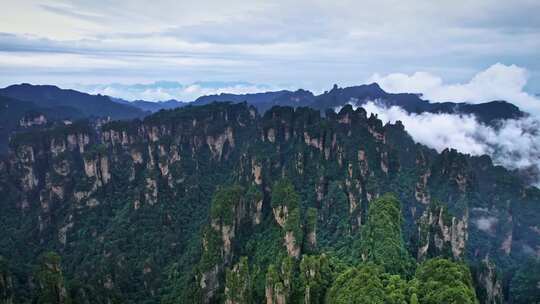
370 63 540 115
71 81 285 101
1 1 539 92
358 101 540 187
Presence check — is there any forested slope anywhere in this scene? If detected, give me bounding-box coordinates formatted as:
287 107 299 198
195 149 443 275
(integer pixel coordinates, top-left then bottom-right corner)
0 102 538 303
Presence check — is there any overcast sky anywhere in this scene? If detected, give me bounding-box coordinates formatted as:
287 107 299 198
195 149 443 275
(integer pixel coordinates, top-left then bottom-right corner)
1 0 539 100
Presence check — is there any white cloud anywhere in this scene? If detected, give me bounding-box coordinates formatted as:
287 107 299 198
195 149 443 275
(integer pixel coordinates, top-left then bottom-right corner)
1 1 539 91
475 216 498 232
72 81 286 101
355 101 540 187
370 63 540 115
363 102 490 155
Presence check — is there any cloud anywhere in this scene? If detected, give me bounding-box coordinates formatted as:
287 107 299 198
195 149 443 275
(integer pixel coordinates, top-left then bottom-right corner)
475 217 498 232
71 81 285 101
1 1 540 91
355 101 540 187
370 63 540 115
364 64 540 185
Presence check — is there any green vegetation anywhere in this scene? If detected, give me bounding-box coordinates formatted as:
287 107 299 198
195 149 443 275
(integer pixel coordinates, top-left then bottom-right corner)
271 178 301 210
415 258 477 304
510 258 540 304
360 193 414 276
224 257 252 304
0 102 536 303
0 256 14 304
326 264 387 304
299 254 333 304
210 185 244 226
34 252 71 304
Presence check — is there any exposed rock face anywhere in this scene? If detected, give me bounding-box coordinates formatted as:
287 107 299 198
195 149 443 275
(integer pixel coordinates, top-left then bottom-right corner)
450 214 468 259
0 258 14 304
86 198 99 208
476 258 503 304
58 219 74 245
435 149 472 195
207 127 234 159
303 132 322 150
272 201 302 258
19 114 47 128
500 231 512 256
358 150 369 178
83 154 110 187
267 128 276 143
200 265 220 304
13 145 38 191
219 223 234 261
100 156 110 184
299 255 329 304
199 186 248 303
380 151 389 174
252 161 263 185
284 231 300 259
102 129 132 147
417 204 468 260
415 170 431 204
368 125 385 143
50 138 67 156
53 159 70 177
307 230 316 251
265 260 293 304
253 198 263 225
273 205 289 228
67 133 90 153
103 274 114 290
414 151 431 204
224 257 251 304
83 157 97 178
305 208 317 253
131 149 143 164
145 177 158 205
36 253 71 304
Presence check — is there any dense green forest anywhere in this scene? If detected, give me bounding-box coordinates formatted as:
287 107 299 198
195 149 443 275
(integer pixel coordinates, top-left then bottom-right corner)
0 102 538 303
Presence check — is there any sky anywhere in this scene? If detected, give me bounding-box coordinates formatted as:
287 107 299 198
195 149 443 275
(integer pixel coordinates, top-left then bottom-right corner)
1 0 539 101
1 1 540 185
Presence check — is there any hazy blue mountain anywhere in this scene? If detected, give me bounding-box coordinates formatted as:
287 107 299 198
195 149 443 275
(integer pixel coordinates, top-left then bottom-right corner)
0 82 526 155
192 88 314 111
309 83 524 124
194 90 289 104
195 83 523 124
131 99 187 112
0 94 90 153
0 84 147 120
0 84 149 154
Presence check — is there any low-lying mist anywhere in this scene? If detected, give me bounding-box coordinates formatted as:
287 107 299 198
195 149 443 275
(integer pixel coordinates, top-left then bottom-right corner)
344 101 540 187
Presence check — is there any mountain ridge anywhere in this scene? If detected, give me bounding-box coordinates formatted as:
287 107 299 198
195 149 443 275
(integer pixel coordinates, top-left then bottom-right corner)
187 83 525 124
0 83 147 119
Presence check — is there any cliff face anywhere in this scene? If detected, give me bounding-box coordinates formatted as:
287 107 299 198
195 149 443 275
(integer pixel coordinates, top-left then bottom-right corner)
0 257 14 304
417 203 468 261
198 186 246 303
475 258 503 304
0 102 538 303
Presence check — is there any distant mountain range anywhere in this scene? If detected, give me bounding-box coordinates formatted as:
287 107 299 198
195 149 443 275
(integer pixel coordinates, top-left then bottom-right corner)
0 82 525 154
110 97 187 112
0 84 147 152
188 83 523 124
0 84 146 119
